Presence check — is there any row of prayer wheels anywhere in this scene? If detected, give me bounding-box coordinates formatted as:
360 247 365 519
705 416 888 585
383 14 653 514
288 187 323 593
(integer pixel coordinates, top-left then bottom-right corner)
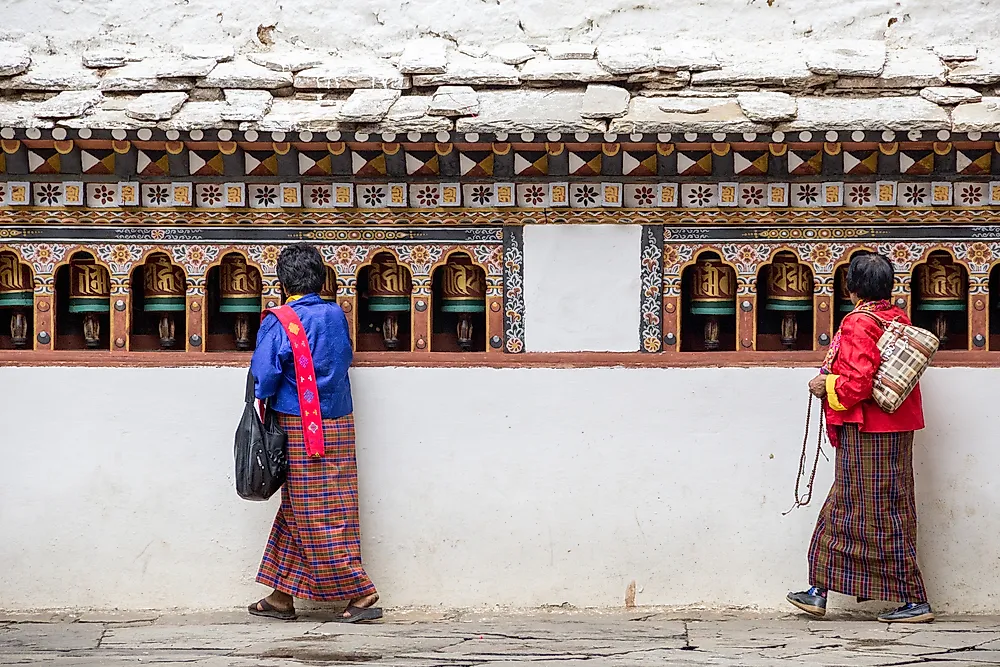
687 251 969 350
0 251 486 351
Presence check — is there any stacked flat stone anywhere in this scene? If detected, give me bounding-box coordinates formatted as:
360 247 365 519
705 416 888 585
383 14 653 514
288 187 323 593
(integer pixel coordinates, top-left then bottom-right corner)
0 38 999 134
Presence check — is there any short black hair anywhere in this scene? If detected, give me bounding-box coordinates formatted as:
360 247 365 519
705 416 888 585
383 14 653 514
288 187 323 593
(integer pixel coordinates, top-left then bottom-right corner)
277 244 325 296
846 252 894 301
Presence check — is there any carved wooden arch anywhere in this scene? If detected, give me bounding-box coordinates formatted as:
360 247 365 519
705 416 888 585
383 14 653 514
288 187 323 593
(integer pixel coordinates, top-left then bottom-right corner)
428 246 491 278
50 246 115 284
753 245 817 297
129 246 191 283
675 246 741 352
200 246 268 280
354 247 414 289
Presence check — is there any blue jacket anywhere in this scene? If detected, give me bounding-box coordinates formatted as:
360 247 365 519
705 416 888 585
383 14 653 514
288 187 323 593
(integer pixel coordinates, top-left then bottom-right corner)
250 293 354 419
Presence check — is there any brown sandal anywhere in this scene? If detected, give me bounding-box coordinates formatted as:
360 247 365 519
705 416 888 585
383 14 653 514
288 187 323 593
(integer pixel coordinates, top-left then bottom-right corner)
339 594 382 623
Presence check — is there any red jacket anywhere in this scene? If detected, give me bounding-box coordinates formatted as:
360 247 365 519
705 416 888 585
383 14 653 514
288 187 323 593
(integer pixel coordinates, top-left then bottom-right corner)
825 306 925 433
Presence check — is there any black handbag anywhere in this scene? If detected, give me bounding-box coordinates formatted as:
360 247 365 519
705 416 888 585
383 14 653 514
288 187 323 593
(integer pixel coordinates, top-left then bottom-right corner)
234 370 287 501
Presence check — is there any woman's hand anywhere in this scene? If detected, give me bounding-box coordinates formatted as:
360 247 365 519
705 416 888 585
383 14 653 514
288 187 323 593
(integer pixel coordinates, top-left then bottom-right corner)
808 374 827 399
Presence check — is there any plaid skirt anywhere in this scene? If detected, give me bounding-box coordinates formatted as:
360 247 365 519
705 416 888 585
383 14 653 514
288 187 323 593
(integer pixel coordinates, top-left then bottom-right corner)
808 425 927 602
256 413 377 602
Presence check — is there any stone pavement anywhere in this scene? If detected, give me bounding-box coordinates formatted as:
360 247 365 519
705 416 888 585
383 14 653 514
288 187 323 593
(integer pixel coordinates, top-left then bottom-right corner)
2 608 1000 666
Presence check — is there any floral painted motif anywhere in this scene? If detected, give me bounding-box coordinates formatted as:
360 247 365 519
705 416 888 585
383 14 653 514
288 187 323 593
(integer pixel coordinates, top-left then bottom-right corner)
310 187 332 207
849 185 872 206
797 184 819 205
248 245 281 272
504 228 525 354
93 185 117 206
201 185 223 206
640 227 663 353
743 186 765 206
808 244 834 272
37 184 62 206
960 184 984 206
690 185 714 207
172 245 221 276
470 185 492 206
634 186 656 207
148 185 170 206
415 186 439 208
398 244 442 275
362 186 386 207
255 186 278 207
576 185 599 206
902 184 928 206
523 185 546 206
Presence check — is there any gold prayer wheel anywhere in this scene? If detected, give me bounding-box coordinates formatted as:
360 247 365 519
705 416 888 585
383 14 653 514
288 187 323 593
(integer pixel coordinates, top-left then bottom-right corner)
441 255 485 352
916 254 966 345
0 252 32 349
689 258 735 351
143 253 186 349
320 266 338 302
368 255 411 351
219 255 261 351
765 253 813 350
69 256 110 349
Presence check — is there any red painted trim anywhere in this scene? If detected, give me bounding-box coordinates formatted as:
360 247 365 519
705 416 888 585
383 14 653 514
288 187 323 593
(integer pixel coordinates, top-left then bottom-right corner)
0 350 993 369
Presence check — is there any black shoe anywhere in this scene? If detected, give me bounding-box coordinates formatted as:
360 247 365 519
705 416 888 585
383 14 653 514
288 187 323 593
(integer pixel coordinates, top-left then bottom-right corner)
877 602 935 624
787 587 827 617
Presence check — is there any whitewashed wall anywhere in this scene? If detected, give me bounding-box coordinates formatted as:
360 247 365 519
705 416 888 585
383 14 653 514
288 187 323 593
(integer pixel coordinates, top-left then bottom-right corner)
1 364 998 612
3 0 998 53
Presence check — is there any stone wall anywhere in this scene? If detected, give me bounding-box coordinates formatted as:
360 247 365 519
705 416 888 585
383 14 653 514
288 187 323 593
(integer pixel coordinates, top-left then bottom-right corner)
4 0 999 54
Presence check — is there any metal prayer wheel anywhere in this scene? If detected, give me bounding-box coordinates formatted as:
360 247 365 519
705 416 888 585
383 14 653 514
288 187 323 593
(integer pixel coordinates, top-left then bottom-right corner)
69 257 110 349
143 253 186 349
765 253 813 350
219 255 261 351
916 254 966 344
320 266 338 302
689 258 735 351
368 255 411 350
0 252 32 349
836 265 854 313
440 255 485 352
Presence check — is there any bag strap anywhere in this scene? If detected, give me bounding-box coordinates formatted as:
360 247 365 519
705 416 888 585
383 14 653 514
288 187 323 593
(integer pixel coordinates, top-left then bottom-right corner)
262 304 325 458
245 369 255 404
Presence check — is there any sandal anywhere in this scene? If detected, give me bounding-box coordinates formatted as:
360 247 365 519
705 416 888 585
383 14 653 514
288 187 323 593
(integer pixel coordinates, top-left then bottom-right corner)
339 594 382 623
248 597 297 621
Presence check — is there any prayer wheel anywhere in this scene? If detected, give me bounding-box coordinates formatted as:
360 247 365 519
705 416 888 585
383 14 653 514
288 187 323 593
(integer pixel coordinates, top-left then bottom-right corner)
765 253 813 350
836 265 854 313
368 255 411 350
0 252 32 349
319 267 338 302
689 258 735 351
69 256 110 349
219 255 261 351
440 255 486 352
142 253 186 349
916 254 966 344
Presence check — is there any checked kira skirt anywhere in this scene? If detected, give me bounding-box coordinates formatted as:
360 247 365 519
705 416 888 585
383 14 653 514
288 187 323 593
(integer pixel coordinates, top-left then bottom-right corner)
808 425 927 602
256 413 377 601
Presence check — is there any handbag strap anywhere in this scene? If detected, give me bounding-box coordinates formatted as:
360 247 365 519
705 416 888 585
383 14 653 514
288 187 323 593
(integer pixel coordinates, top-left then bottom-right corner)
262 304 325 458
245 369 255 404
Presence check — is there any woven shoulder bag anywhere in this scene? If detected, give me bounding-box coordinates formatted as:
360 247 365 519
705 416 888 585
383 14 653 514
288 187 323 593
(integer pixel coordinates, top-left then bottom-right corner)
854 311 939 413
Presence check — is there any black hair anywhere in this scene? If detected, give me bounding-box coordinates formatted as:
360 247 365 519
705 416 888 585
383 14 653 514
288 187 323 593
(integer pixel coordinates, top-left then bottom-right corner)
846 252 894 302
276 243 325 296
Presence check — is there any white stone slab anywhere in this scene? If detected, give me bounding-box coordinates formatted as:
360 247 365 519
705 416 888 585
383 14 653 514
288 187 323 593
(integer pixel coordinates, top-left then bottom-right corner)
201 58 294 89
0 59 99 91
546 43 596 60
398 38 449 74
596 38 655 75
933 44 978 62
692 41 833 87
524 225 641 352
455 89 605 133
777 96 950 131
125 92 189 121
490 42 537 65
952 98 1000 132
0 43 31 77
357 96 453 133
655 41 721 72
157 101 231 130
836 48 946 88
181 44 236 62
338 88 401 122
100 61 197 92
948 54 1000 85
411 54 519 86
806 40 887 76
294 56 407 89
33 90 104 119
427 86 479 117
220 89 273 121
247 50 325 73
519 58 619 83
920 86 981 105
250 99 348 132
610 96 769 134
736 91 798 122
82 48 140 69
581 84 630 119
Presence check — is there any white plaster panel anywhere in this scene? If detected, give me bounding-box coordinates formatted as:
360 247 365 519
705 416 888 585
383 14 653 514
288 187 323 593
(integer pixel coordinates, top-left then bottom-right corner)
0 365 998 613
2 1 997 54
523 224 640 352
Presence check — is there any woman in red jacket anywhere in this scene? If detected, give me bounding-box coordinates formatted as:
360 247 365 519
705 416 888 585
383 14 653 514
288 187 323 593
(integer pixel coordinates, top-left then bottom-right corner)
787 252 934 624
